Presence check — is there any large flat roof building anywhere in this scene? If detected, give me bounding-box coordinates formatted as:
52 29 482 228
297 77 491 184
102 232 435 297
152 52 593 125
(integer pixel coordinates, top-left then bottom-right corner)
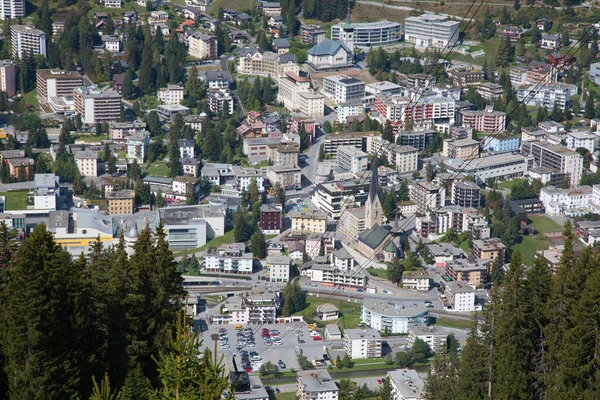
11 25 46 59
37 69 83 106
331 20 402 48
404 14 459 49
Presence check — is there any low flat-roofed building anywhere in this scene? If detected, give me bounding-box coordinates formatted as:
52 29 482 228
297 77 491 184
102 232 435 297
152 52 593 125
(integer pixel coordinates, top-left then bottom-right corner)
106 189 135 215
387 369 425 400
325 323 342 340
343 328 382 359
297 370 339 400
426 243 465 263
445 257 490 288
472 238 506 262
361 299 428 334
445 280 477 312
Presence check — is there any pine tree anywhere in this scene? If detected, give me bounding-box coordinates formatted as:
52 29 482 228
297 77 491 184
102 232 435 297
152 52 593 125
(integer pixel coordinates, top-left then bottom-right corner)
424 346 459 400
456 316 489 399
250 230 266 259
426 161 434 182
122 69 136 99
584 95 595 119
382 121 394 142
249 178 259 205
318 144 325 161
233 207 253 242
551 102 563 122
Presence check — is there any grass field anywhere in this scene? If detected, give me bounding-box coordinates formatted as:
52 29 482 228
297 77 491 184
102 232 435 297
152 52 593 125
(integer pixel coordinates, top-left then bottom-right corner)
498 179 527 191
207 0 254 16
366 267 387 278
147 161 170 177
528 215 563 233
512 235 551 266
433 316 471 330
74 135 109 143
275 393 296 400
22 88 39 108
292 295 362 329
0 190 29 210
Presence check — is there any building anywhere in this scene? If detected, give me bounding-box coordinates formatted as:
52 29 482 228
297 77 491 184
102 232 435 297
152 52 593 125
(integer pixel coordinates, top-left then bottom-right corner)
48 209 115 255
157 84 184 105
265 255 290 282
447 68 484 86
323 132 368 157
451 181 481 208
33 173 59 210
387 369 425 400
591 62 600 86
408 326 451 354
301 259 367 288
11 25 46 59
336 145 368 175
172 175 201 197
517 83 577 111
306 39 353 71
502 26 523 41
267 142 299 167
206 88 234 115
277 72 324 118
365 166 383 230
472 238 506 262
343 328 382 359
374 94 455 125
317 304 339 321
322 74 365 104
396 130 437 152
442 138 479 159
101 35 121 52
272 38 290 54
126 131 150 163
361 299 428 334
312 180 370 219
204 70 229 89
157 104 189 122
300 24 326 45
476 82 503 101
402 270 431 292
409 181 446 213
541 33 560 50
460 108 506 132
109 121 146 141
331 20 402 48
259 204 281 234
159 204 226 246
36 69 83 110
106 190 134 215
540 185 592 216
336 100 364 123
404 14 459 48
266 165 301 189
290 209 327 234
445 258 490 288
204 243 253 275
566 131 596 154
74 86 122 124
482 132 520 154
526 61 556 84
510 66 528 86
365 81 402 96
445 280 476 312
0 0 24 20
444 152 529 184
188 31 217 59
75 150 101 177
520 140 583 187
236 46 299 79
296 370 338 400
0 60 16 97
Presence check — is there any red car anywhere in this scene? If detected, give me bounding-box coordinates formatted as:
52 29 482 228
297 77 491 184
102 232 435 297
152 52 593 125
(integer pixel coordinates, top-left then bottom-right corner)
377 379 382 384
261 331 270 338
312 335 322 341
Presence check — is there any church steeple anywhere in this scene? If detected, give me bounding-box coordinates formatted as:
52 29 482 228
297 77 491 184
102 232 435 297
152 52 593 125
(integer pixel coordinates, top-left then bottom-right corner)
365 159 382 230
341 3 354 52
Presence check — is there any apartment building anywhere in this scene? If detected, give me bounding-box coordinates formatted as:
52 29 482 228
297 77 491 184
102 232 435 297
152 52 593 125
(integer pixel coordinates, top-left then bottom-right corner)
277 72 324 118
297 370 338 400
442 138 479 159
409 181 446 213
188 31 217 59
267 142 299 167
322 74 365 104
526 61 557 84
33 173 59 210
0 60 15 97
517 83 577 111
206 88 234 115
343 329 382 359
591 61 600 86
452 181 481 208
331 20 402 48
445 258 490 288
126 131 150 163
510 66 528 86
540 185 592 216
404 14 459 48
300 24 326 45
541 33 560 50
520 140 583 187
109 121 146 141
472 238 506 262
323 132 367 157
301 259 368 288
447 68 484 86
36 69 83 111
73 86 122 124
374 94 455 125
265 255 290 282
445 280 477 312
387 369 425 400
157 84 184 105
365 80 402 96
290 209 327 233
266 165 301 189
5 157 33 180
106 190 135 215
11 25 46 59
246 293 279 324
566 131 596 154
236 46 299 79
75 150 101 177
502 26 523 41
0 0 25 20
259 204 282 234
476 82 503 101
312 180 370 218
460 108 506 132
397 130 437 152
482 132 520 154
361 299 429 334
408 326 451 354
204 243 253 275
336 145 368 175
368 137 419 173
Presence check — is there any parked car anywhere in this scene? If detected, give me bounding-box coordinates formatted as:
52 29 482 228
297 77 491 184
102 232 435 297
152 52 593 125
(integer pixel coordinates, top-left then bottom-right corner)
278 360 286 369
377 379 382 384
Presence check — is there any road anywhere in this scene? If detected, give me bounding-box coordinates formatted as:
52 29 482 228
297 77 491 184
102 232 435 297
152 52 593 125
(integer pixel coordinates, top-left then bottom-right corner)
301 133 325 185
0 181 34 191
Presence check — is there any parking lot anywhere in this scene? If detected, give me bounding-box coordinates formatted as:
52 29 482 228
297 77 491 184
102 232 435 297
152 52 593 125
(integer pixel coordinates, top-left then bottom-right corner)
199 322 332 373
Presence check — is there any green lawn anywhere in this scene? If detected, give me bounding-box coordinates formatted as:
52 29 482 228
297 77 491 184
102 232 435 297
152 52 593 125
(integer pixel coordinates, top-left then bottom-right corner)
147 161 170 177
0 190 29 210
432 316 471 330
207 0 254 16
138 95 160 111
528 215 563 233
366 267 387 278
512 234 551 266
22 88 39 108
74 135 109 143
459 240 471 255
292 295 362 329
497 179 527 191
173 229 237 257
275 393 297 400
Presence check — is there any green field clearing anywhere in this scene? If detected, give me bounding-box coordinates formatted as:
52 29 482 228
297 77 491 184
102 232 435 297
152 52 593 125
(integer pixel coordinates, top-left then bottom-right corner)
173 229 236 257
74 135 109 143
0 190 29 210
433 316 471 330
366 267 387 278
292 295 362 329
207 0 254 16
22 88 39 108
512 235 551 266
528 215 563 233
497 179 527 191
147 161 170 177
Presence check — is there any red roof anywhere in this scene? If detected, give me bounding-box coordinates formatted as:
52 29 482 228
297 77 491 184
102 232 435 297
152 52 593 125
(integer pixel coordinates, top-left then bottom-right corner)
285 71 309 83
181 20 195 26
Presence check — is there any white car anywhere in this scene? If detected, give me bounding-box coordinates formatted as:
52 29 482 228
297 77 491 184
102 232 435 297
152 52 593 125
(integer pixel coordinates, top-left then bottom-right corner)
220 344 230 349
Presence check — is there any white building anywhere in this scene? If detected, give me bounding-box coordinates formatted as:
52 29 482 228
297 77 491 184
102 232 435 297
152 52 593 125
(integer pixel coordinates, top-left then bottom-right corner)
188 31 217 59
409 180 446 213
75 150 101 177
204 243 253 275
306 39 353 71
11 25 47 59
343 328 382 359
206 88 234 115
297 370 338 400
73 86 122 124
33 173 59 210
0 0 25 20
408 326 451 353
331 20 402 48
520 141 583 187
101 35 121 52
336 100 364 123
322 74 365 104
157 84 184 105
368 137 418 173
361 299 429 334
445 280 476 312
517 83 578 111
539 185 592 216
404 14 460 48
591 62 600 86
102 0 123 7
265 255 291 282
387 369 425 400
566 130 596 154
178 139 195 159
277 72 324 118
336 145 368 175
126 131 150 163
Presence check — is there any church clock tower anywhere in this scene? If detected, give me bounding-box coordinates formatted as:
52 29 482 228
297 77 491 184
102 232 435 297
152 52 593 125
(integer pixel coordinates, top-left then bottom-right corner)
341 6 355 52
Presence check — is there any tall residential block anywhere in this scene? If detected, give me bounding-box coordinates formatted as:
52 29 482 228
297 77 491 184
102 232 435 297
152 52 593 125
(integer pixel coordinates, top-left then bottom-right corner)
404 14 459 48
11 25 46 59
37 69 83 105
74 86 122 124
0 60 16 97
0 0 25 20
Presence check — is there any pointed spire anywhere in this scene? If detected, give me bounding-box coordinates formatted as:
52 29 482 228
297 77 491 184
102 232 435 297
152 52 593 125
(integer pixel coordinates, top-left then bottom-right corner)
344 3 353 29
368 159 379 205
